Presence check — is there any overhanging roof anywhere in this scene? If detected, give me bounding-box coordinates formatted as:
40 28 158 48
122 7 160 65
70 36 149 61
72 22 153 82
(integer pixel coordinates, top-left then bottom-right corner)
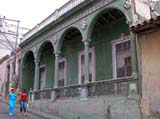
131 16 160 34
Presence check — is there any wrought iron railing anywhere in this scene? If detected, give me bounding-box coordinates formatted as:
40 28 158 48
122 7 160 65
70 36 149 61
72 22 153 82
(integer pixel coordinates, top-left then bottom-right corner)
23 0 86 42
29 77 138 101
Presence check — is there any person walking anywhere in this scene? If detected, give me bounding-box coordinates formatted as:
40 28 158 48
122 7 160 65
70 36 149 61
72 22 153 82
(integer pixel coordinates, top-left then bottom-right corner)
8 88 16 116
20 89 28 116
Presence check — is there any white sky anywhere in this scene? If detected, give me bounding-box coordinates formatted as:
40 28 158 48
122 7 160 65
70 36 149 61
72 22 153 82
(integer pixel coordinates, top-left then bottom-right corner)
0 0 69 29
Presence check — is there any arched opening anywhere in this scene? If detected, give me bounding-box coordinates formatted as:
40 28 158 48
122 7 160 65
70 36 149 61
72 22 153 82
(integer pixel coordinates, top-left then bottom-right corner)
89 8 131 81
22 51 35 93
38 41 54 89
60 27 83 86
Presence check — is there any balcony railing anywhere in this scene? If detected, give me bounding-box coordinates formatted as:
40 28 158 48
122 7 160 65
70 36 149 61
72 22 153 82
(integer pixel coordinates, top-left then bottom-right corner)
55 85 81 99
29 77 138 101
87 77 134 97
30 88 52 100
23 0 86 42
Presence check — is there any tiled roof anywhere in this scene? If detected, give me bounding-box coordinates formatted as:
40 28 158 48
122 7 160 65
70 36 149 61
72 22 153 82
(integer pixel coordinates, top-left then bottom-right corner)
131 16 160 33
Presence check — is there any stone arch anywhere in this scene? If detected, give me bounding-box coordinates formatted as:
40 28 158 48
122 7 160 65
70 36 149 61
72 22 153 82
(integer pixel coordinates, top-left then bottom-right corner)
56 26 83 53
84 5 132 81
36 40 54 61
56 26 84 86
87 6 131 40
21 50 35 67
36 40 55 89
21 50 35 93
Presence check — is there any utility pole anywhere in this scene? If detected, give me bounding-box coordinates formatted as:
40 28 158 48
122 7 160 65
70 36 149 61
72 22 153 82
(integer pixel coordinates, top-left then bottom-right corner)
0 16 20 90
13 20 20 89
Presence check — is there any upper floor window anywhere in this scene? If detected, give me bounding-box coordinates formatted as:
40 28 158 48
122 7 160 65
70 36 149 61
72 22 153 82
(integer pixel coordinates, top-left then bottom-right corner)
78 47 95 84
39 64 46 90
112 39 132 79
58 58 67 87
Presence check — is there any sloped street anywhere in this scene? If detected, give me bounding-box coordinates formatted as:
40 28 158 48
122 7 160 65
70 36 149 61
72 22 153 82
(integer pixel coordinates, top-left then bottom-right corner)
0 97 49 119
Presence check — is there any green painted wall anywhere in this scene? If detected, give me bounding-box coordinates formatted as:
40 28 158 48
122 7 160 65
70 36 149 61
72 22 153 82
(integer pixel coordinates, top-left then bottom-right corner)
61 37 83 85
61 17 129 85
40 49 55 88
91 17 129 81
23 60 35 93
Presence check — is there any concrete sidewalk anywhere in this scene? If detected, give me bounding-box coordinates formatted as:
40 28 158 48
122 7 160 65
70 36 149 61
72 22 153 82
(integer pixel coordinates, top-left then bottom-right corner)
0 96 58 119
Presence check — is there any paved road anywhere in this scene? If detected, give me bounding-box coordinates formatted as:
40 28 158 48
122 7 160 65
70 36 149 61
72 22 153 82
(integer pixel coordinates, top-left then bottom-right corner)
0 100 48 119
0 101 20 119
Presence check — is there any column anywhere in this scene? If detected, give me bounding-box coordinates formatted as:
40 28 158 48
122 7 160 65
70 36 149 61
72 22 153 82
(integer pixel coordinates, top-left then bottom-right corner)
130 32 138 79
51 52 60 101
33 60 39 91
54 52 60 88
84 40 90 84
31 60 39 101
80 39 90 100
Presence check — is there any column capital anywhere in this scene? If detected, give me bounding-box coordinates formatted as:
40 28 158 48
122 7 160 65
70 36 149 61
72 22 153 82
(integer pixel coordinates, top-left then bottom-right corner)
34 59 40 64
82 39 91 43
54 51 61 56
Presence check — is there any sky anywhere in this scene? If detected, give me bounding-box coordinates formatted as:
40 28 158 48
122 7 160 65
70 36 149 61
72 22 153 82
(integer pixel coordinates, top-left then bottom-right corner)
0 0 69 29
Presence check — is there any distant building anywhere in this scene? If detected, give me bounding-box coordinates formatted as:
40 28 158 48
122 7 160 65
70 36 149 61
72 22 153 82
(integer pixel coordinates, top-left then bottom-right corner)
0 48 21 97
0 16 29 59
0 55 9 96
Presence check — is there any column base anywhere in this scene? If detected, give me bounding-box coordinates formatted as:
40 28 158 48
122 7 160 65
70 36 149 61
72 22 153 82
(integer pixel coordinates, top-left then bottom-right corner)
79 86 88 101
129 82 137 95
51 90 56 102
31 93 35 102
132 72 138 80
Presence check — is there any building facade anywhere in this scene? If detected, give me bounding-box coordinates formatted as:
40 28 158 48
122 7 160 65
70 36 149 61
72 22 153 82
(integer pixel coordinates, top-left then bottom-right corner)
19 0 152 119
132 16 160 119
0 48 21 97
0 55 9 96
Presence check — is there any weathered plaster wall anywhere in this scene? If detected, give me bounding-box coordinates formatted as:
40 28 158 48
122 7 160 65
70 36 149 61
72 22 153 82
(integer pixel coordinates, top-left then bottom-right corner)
139 30 160 119
29 95 140 119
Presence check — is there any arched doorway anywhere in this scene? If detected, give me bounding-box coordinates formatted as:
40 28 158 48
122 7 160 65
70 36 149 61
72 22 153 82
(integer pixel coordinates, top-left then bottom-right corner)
22 51 35 93
59 27 83 86
38 41 54 89
89 8 131 81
